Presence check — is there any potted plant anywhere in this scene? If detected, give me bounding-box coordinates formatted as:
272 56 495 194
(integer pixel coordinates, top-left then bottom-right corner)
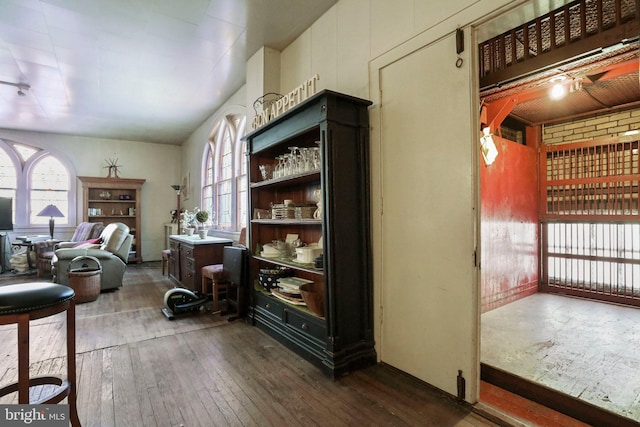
195 210 209 239
180 209 196 235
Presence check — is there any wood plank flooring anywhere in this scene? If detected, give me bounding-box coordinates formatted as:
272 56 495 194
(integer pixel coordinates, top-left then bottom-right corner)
0 264 499 427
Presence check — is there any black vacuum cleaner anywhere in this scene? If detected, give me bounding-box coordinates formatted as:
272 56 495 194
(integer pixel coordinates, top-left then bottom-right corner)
161 287 208 320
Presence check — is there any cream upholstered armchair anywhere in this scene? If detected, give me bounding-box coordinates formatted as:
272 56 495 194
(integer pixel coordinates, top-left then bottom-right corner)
52 223 133 291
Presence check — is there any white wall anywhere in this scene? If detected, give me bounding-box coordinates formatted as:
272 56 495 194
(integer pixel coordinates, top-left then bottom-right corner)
0 128 180 262
259 0 520 401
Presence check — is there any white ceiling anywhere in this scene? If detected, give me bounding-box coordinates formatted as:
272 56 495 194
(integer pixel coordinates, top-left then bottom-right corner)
0 0 337 145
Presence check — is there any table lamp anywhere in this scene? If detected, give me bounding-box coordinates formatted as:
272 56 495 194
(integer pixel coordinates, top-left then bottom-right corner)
37 204 64 239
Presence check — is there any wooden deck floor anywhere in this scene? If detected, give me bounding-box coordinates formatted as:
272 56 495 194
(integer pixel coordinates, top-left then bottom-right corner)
0 264 499 427
482 293 640 424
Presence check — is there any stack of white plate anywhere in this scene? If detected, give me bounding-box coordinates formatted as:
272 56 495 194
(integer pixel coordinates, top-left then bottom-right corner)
278 277 313 295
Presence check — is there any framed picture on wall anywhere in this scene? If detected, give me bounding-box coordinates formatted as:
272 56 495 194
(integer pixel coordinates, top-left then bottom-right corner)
181 173 190 201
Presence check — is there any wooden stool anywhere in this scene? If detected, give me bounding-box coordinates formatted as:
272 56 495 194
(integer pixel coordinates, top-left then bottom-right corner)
0 282 81 426
161 249 171 276
201 264 228 312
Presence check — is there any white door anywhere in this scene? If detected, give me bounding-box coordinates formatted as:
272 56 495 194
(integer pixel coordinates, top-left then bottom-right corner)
379 33 478 400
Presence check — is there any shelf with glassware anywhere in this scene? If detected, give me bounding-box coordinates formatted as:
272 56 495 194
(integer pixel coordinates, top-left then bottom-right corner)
244 89 375 378
78 176 145 263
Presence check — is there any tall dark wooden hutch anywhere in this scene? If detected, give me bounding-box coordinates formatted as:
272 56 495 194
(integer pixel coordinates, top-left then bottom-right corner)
243 90 376 378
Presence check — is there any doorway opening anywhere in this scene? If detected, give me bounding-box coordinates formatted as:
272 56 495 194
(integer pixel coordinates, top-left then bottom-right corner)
478 0 640 424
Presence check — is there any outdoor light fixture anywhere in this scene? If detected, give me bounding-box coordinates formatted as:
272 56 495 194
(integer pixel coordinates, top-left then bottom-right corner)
550 83 566 99
549 76 568 100
480 127 499 166
37 204 64 239
0 80 31 96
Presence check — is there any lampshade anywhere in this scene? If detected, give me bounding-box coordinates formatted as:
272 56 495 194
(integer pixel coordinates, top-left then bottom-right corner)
37 204 64 239
37 204 64 218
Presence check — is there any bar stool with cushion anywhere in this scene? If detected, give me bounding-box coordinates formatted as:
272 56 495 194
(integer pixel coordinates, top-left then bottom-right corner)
0 282 81 426
201 263 228 312
201 246 246 317
161 249 171 276
201 230 246 314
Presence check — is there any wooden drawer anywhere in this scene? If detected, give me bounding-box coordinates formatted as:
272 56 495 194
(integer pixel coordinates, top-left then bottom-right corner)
254 292 325 344
181 270 195 290
284 308 326 344
254 292 285 320
182 245 194 258
184 258 195 274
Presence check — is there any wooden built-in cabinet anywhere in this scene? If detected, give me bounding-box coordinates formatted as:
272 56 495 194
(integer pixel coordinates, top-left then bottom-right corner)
78 176 145 262
243 90 376 378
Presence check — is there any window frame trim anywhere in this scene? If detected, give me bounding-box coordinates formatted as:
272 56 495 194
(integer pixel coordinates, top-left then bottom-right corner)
0 139 77 230
201 109 247 233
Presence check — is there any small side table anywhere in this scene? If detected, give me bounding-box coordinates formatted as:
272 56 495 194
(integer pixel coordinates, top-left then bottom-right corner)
11 241 36 275
34 239 62 278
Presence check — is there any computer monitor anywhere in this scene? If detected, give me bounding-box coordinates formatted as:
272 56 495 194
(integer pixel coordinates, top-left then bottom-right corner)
0 197 12 231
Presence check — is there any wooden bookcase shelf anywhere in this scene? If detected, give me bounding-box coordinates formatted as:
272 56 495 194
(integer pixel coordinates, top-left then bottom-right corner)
78 176 145 263
243 90 376 378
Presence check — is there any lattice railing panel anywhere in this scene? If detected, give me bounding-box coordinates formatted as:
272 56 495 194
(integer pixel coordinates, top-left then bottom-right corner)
542 222 640 305
479 0 638 86
541 137 640 219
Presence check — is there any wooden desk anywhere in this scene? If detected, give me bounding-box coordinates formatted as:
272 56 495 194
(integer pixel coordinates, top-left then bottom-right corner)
168 235 233 293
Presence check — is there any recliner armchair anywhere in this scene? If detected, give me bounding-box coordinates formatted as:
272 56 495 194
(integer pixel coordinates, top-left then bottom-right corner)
52 222 133 291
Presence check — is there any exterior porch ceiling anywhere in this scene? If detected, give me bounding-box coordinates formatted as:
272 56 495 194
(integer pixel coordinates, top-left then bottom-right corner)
481 42 640 127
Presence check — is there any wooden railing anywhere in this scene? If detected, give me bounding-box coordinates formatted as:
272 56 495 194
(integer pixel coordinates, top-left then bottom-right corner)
540 135 640 220
540 135 640 306
479 0 638 89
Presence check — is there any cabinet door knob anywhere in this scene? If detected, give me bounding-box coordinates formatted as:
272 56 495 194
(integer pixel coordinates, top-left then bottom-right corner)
301 323 308 330
265 303 271 309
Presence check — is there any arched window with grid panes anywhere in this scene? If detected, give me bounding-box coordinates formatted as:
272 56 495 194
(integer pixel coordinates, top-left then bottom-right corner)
30 155 70 225
0 143 18 226
203 114 247 232
0 140 73 230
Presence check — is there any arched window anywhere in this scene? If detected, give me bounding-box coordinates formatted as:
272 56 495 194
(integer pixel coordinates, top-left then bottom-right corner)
30 155 70 225
202 113 247 232
0 146 17 224
0 140 73 229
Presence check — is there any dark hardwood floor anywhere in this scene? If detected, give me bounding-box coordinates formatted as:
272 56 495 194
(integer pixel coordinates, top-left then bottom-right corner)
0 264 501 426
